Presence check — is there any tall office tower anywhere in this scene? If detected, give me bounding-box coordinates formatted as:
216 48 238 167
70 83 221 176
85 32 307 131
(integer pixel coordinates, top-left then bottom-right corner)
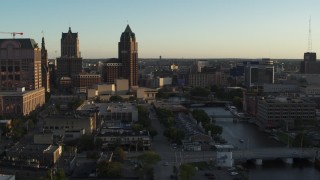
61 27 80 58
300 52 320 74
244 58 274 88
118 25 138 87
101 58 122 84
0 39 42 91
0 38 45 116
41 37 50 93
300 18 320 73
56 27 82 84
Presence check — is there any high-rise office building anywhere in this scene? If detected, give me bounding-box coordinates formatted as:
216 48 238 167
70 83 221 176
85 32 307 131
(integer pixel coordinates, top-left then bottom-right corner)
0 39 42 91
0 38 45 116
300 52 320 74
118 25 138 87
56 27 82 85
101 58 122 84
41 37 50 93
61 27 80 58
244 58 274 88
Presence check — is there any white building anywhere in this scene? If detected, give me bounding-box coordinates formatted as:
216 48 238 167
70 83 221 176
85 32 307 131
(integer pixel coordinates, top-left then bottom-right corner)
116 79 129 95
214 145 234 167
95 84 115 95
136 88 158 104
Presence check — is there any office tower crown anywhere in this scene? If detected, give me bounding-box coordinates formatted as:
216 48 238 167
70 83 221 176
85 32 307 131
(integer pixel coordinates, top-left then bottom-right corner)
61 27 79 58
121 25 136 42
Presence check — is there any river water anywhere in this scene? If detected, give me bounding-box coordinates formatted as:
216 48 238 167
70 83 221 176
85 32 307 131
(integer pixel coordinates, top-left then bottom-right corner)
196 107 320 180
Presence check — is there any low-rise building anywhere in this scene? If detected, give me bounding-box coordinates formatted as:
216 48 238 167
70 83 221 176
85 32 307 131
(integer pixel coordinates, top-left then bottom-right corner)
300 85 320 97
33 132 53 145
95 130 151 151
77 102 138 127
5 144 62 167
263 84 299 93
73 73 101 93
95 84 115 95
43 113 96 136
0 87 45 117
257 97 316 129
188 71 226 88
136 88 157 104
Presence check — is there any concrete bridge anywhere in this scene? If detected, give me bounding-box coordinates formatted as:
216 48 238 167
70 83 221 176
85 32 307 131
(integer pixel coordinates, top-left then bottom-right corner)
127 147 319 166
168 147 317 165
232 147 318 165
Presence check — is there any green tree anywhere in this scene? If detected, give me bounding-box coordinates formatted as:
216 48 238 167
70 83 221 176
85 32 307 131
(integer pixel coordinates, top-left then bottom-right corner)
97 161 122 178
179 164 195 180
156 89 169 99
114 147 126 161
137 151 161 180
68 99 84 110
190 87 210 97
292 133 311 147
42 168 66 180
109 95 124 102
155 108 173 119
138 151 161 165
147 127 158 139
191 109 210 125
137 105 151 128
160 116 175 128
232 96 243 110
55 168 66 180
204 124 223 135
132 124 144 133
163 127 185 144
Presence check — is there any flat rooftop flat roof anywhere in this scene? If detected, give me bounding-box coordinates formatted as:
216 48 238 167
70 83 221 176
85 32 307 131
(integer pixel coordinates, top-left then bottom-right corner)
78 102 137 114
214 144 234 149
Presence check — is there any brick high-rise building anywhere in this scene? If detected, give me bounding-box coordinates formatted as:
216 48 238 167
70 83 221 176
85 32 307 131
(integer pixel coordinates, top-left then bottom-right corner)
56 27 82 85
101 58 122 84
0 38 45 116
0 39 42 91
118 25 138 87
41 37 50 93
61 27 80 58
300 52 320 74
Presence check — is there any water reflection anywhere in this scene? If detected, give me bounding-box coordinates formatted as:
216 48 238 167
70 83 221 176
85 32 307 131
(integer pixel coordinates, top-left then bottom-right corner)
193 107 320 180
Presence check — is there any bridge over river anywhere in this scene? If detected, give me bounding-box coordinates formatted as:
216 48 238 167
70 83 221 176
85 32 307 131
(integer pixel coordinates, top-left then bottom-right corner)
127 147 319 165
233 147 317 160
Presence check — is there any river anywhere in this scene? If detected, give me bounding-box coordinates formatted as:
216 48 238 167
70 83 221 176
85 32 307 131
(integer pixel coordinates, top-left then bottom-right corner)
196 107 320 180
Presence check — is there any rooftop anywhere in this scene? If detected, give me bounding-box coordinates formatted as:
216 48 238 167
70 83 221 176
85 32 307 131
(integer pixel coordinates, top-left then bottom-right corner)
77 102 137 114
0 38 37 49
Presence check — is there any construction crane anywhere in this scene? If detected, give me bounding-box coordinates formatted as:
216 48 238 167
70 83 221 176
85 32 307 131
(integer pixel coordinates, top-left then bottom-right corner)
0 32 23 39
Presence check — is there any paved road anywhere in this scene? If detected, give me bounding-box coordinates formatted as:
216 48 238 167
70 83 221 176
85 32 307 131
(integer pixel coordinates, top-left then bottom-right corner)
147 105 174 180
143 105 218 179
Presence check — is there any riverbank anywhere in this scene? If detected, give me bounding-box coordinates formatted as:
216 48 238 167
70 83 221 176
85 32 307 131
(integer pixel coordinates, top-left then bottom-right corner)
193 107 320 180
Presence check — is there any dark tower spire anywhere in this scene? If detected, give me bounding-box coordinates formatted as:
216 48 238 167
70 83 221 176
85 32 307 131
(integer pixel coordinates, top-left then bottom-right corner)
41 37 45 50
118 24 138 87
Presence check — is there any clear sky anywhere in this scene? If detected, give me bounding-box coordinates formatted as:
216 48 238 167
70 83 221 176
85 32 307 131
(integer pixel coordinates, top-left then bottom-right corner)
1 0 320 59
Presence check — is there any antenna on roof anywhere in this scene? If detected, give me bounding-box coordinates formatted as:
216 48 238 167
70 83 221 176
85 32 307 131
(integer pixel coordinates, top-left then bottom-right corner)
308 16 312 52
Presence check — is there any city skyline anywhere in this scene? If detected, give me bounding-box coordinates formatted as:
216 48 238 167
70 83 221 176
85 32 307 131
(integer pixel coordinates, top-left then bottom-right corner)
1 0 320 59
